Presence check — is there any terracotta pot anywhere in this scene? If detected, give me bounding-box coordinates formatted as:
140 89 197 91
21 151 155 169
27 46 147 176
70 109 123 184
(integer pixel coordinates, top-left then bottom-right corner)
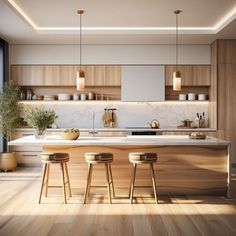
0 152 17 171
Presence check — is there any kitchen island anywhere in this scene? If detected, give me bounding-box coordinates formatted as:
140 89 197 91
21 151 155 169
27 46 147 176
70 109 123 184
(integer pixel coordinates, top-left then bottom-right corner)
9 135 231 197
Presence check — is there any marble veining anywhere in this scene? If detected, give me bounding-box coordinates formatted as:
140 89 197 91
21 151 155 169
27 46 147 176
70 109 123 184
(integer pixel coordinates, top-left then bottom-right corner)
22 102 209 129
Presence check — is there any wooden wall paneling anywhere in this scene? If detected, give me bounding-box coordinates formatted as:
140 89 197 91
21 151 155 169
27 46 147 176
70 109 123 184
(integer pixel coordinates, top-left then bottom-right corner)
217 63 236 163
218 39 236 64
43 65 60 85
215 39 236 164
10 65 19 84
209 41 218 129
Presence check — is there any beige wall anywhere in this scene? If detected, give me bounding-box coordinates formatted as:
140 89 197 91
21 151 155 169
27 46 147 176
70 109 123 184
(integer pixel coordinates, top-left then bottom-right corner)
10 44 211 65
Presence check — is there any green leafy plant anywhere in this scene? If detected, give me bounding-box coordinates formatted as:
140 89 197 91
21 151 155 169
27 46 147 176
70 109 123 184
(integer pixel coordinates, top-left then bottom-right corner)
64 128 79 133
24 108 58 131
0 81 23 148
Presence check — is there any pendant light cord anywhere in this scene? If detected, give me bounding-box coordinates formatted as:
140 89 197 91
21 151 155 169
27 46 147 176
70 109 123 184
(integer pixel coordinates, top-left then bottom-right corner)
79 12 82 72
176 11 178 71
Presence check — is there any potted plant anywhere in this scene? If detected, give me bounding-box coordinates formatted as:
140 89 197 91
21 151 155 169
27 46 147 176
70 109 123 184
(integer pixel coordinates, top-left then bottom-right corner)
25 108 58 139
0 81 23 171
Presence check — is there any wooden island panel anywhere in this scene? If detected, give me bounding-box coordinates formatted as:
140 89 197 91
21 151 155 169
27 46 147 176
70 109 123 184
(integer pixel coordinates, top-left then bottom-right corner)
43 145 228 196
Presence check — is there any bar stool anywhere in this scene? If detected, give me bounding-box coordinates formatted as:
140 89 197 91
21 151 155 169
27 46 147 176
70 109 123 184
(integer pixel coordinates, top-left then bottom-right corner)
129 152 158 204
84 152 115 204
39 153 72 204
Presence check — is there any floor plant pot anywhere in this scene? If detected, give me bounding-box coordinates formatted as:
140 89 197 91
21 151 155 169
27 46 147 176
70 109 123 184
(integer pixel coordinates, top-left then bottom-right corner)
0 152 17 171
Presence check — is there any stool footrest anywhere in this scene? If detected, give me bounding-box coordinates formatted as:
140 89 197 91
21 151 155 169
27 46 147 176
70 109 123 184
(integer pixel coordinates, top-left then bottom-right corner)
132 186 154 188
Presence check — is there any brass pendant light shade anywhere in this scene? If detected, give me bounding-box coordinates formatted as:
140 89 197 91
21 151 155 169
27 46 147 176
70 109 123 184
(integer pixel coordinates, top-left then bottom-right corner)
173 10 182 91
76 9 85 91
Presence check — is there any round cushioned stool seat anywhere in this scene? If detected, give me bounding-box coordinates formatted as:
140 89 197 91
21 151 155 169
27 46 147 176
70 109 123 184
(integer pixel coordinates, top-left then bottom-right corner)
85 153 113 163
129 152 157 163
41 153 69 162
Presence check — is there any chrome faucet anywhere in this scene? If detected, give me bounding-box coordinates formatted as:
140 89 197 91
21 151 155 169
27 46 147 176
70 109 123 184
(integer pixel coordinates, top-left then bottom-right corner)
89 111 98 136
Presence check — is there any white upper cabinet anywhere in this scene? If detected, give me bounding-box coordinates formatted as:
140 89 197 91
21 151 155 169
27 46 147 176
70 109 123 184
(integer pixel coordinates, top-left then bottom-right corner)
121 66 165 102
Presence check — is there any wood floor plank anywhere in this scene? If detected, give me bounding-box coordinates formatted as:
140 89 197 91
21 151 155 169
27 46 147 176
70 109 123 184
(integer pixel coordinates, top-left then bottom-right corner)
0 167 236 236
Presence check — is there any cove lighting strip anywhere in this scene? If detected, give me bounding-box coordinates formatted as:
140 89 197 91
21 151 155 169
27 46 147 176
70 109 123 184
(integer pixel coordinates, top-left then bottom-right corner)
6 0 236 34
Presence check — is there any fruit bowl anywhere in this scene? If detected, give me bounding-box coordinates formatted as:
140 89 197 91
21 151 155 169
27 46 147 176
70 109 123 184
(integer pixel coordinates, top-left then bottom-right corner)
60 128 80 140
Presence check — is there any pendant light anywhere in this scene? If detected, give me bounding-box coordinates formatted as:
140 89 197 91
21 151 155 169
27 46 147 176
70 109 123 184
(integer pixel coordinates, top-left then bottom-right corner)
173 10 182 91
76 10 85 91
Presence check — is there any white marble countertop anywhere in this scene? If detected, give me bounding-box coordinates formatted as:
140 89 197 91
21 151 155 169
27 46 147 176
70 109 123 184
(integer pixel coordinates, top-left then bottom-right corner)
9 135 229 147
16 128 216 132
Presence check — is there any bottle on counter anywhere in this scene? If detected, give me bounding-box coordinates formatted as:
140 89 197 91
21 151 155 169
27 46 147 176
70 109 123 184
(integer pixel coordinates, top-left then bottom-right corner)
195 113 200 128
201 112 206 128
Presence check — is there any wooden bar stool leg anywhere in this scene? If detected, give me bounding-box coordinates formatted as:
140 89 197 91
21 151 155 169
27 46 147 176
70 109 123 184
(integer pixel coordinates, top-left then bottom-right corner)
60 163 67 204
150 163 158 204
64 163 72 197
105 163 112 204
84 163 93 204
39 163 47 204
108 162 115 198
130 163 137 204
87 164 93 198
45 164 50 197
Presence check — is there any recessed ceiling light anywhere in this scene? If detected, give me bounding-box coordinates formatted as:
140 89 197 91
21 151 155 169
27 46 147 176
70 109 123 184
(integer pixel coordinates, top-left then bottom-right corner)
6 0 236 33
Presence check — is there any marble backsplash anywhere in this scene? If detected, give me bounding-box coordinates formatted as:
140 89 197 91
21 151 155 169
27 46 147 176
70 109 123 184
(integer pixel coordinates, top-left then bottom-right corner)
22 101 209 129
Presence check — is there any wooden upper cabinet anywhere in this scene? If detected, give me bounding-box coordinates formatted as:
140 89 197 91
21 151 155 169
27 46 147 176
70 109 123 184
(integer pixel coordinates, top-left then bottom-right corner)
85 65 105 86
104 65 121 86
44 66 60 85
165 65 210 86
11 64 120 87
59 65 80 86
85 65 121 86
11 65 44 86
192 65 211 86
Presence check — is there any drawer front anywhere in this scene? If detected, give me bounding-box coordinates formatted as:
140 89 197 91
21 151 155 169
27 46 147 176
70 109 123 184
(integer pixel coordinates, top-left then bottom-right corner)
16 152 41 166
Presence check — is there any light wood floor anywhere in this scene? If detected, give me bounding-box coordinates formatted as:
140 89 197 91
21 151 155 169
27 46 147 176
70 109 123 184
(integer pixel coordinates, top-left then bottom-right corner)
0 167 236 236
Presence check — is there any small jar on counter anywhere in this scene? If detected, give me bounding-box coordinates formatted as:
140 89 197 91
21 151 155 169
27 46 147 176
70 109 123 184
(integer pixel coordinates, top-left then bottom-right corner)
88 92 95 100
80 93 87 101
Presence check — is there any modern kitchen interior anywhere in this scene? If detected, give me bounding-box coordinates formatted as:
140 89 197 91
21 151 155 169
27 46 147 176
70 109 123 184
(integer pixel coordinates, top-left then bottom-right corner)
0 0 236 236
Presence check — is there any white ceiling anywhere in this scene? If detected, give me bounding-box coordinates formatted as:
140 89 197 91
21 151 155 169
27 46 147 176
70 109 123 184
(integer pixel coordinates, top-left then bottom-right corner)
0 0 236 44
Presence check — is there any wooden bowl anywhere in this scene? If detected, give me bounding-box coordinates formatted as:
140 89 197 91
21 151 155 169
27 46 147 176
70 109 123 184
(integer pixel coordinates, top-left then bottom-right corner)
60 132 80 140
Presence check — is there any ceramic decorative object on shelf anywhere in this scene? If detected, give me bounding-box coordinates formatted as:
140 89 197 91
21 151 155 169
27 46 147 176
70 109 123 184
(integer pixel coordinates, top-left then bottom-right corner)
179 94 187 100
24 108 58 139
60 128 80 140
198 94 207 100
188 93 196 100
58 94 71 100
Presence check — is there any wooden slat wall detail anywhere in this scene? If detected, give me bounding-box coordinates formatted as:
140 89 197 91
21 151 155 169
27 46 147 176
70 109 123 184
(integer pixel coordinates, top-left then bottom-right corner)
42 145 228 195
209 41 218 129
212 39 236 164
